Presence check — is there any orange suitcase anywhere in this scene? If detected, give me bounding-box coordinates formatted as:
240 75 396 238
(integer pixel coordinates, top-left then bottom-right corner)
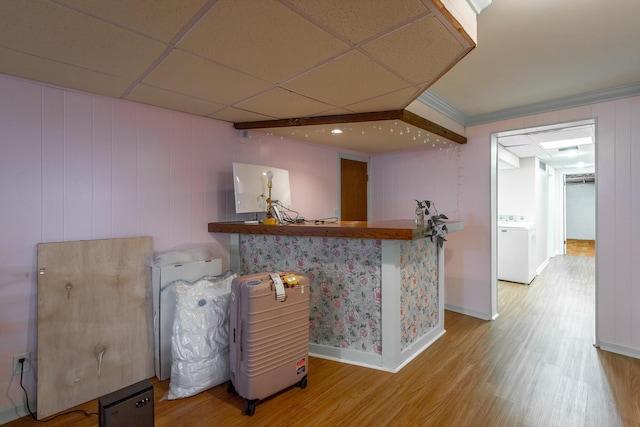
228 271 309 415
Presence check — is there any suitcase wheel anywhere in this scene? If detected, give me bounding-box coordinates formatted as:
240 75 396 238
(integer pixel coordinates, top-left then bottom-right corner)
298 375 308 389
244 399 257 416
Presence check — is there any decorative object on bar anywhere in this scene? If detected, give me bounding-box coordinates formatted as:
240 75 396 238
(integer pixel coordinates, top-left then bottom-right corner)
263 171 278 225
415 200 448 248
415 204 425 227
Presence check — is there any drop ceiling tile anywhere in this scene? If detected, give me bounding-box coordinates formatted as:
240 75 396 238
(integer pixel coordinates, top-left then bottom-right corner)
363 14 465 85
234 87 335 118
0 0 166 79
530 127 593 144
288 0 428 44
507 145 547 158
499 135 533 147
210 107 277 123
283 51 412 107
57 0 209 42
345 87 422 113
177 0 349 83
143 50 272 104
127 84 225 116
0 47 132 97
309 108 353 117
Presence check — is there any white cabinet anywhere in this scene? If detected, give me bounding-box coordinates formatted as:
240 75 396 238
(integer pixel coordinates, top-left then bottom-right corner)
498 225 536 284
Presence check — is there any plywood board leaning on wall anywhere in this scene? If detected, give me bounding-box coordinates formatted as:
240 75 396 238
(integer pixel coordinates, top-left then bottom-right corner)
36 237 154 420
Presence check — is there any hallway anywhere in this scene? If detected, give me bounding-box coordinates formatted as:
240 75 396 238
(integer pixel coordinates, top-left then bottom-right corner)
565 239 595 257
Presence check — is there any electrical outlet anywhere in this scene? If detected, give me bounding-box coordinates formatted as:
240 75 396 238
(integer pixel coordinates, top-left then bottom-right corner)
12 352 30 375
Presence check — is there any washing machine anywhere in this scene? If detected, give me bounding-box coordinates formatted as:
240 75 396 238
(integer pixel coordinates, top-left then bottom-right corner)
498 221 536 284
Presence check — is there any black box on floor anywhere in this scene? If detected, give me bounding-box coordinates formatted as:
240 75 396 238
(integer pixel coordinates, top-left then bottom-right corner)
99 379 154 427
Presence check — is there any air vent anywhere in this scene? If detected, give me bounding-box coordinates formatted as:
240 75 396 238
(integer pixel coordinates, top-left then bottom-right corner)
538 160 547 171
566 173 595 184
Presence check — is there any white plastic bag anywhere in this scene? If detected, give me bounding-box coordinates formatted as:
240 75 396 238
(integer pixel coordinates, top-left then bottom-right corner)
167 272 236 400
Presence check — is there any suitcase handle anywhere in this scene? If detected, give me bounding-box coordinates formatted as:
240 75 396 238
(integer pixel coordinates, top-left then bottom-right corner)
239 320 243 360
233 323 243 360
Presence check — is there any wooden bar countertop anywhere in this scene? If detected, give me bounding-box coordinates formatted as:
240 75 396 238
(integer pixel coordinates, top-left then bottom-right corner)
208 219 463 241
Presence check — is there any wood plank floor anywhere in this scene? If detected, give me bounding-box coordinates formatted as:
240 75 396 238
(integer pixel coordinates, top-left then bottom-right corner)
566 239 595 257
7 255 640 426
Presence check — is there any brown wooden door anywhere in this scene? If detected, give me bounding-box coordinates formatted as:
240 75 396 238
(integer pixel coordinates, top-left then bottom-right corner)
340 158 368 221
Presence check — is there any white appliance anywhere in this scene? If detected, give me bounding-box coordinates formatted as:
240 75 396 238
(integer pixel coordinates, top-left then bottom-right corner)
152 259 222 380
498 220 536 284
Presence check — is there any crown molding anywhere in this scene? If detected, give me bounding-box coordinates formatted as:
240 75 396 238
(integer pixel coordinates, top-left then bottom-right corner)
420 82 640 127
416 91 470 125
467 0 493 14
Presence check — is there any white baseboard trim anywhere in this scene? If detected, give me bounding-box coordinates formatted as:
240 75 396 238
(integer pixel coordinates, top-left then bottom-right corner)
309 343 387 371
597 340 640 360
445 303 492 321
394 328 446 373
536 258 550 276
0 398 35 425
309 347 394 373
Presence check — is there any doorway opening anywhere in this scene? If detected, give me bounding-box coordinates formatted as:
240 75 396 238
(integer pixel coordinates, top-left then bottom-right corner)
338 154 370 221
491 118 596 319
564 173 596 257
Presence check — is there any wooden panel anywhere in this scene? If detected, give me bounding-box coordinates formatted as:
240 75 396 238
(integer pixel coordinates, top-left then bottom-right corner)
169 114 193 243
209 220 413 240
137 105 171 248
631 99 640 349
63 91 94 240
613 98 632 342
37 236 153 419
111 100 138 236
91 96 113 238
592 101 616 341
41 86 65 243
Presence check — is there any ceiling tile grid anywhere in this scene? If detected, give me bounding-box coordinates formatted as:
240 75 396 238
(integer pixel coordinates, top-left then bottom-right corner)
362 14 465 86
287 0 429 45
233 87 336 119
0 46 132 98
282 51 413 108
139 49 272 105
176 0 350 84
56 0 211 43
127 84 226 117
0 0 478 153
0 0 167 80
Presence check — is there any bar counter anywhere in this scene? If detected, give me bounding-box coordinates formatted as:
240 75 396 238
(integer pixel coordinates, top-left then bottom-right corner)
208 219 462 240
208 219 463 372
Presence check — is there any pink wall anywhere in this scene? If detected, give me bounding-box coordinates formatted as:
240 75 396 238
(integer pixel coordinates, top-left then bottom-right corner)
370 134 493 318
0 74 352 416
371 98 640 359
2 72 640 420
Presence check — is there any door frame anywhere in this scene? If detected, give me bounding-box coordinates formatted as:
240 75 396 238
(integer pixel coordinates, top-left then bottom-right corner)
491 119 597 345
337 153 370 221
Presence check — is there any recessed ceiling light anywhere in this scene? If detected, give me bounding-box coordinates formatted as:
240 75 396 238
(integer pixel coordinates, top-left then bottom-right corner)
540 137 592 150
331 129 343 135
